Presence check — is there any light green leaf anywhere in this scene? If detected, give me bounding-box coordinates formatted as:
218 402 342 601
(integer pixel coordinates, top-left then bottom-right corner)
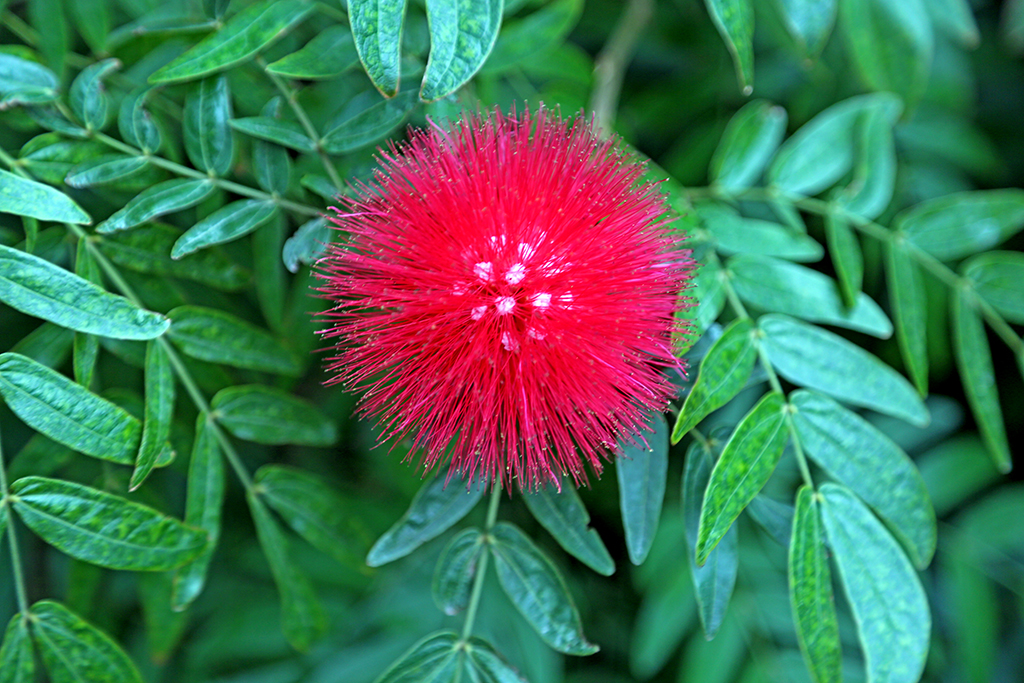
420 0 503 101
149 0 313 83
69 59 119 131
886 238 928 395
672 317 757 442
522 480 615 576
229 116 315 153
118 87 161 153
823 211 863 309
374 632 461 683
11 476 207 570
704 0 754 94
172 199 278 259
465 637 529 683
0 53 58 103
897 189 1024 262
927 0 979 46
729 255 892 337
349 0 407 96
432 527 485 615
31 601 143 683
213 385 336 446
0 170 91 224
689 258 725 334
96 179 216 234
700 207 822 261
65 155 149 188
789 486 841 683
952 288 1011 472
833 94 901 220
819 484 930 683
490 522 599 655
790 390 936 568
482 0 582 74
321 90 418 154
777 0 837 55
710 99 787 192
367 474 484 566
283 217 331 273
267 25 359 79
183 76 234 176
130 340 175 491
696 391 788 564
758 315 929 426
252 99 293 196
167 305 302 376
0 613 32 683
617 412 669 565
962 251 1024 324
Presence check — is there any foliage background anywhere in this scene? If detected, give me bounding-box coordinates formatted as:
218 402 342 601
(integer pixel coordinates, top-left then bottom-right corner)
1 0 1023 682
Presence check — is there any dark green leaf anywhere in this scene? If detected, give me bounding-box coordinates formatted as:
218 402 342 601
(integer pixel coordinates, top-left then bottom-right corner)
420 0 503 101
962 251 1024 324
0 613 33 683
212 384 336 446
10 322 73 370
776 0 837 55
0 53 58 103
253 213 286 332
183 76 234 176
700 205 822 261
72 330 98 388
758 315 929 426
630 567 695 678
301 174 337 199
696 392 788 564
65 155 149 188
482 0 582 74
0 352 140 462
689 258 725 333
31 601 143 683
465 637 529 683
819 484 930 683
118 87 161 153
886 238 928 395
710 100 787 192
617 412 669 565
0 170 91 224
349 0 407 96
834 94 901 220
823 211 862 309
729 255 892 337
917 435 999 516
432 527 485 615
683 442 738 639
267 25 359 79
229 116 315 153
172 413 224 610
897 189 1024 262
321 90 418 154
366 474 484 566
522 480 615 575
167 305 302 376
789 486 841 683
96 179 217 234
69 59 118 131
247 493 328 651
952 288 1011 472
490 522 598 655
252 98 293 195
131 340 175 491
673 318 757 442
172 199 278 259
11 476 207 570
704 0 754 93
68 0 111 53
283 217 331 273
137 571 189 663
746 493 794 546
374 632 461 683
149 0 313 83
791 390 936 568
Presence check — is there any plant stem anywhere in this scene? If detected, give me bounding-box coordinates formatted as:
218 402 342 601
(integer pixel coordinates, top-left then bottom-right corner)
590 0 653 134
0 428 31 615
460 483 502 641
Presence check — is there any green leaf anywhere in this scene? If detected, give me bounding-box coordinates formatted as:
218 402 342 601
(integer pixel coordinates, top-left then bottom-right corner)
490 522 599 655
118 87 161 153
823 211 863 309
349 0 407 96
0 53 58 103
886 238 928 395
788 486 841 683
710 99 787 192
776 0 837 55
283 217 331 273
704 0 754 94
253 213 286 332
96 179 217 234
818 484 930 683
172 413 224 610
897 189 1024 262
696 391 788 564
366 474 484 566
790 390 936 568
374 632 461 683
839 0 933 104
522 480 615 576
267 25 359 79
833 94 901 220
65 155 149 188
31 601 143 683
952 288 1011 472
729 255 892 337
758 315 929 426
166 305 302 376
465 637 529 683
149 0 313 83
420 0 503 101
68 0 111 53
917 435 999 516
255 465 362 566
689 258 725 334
247 493 328 651
672 318 757 442
137 571 189 664
630 565 695 678
0 502 7 548
131 340 175 491
229 116 315 153
183 76 234 176
320 90 418 154
482 0 582 74
0 352 140 462
251 99 293 196
171 199 278 259
10 476 207 570
617 412 669 565
432 527 486 615
962 251 1024 324
700 207 822 262
0 613 33 683
69 59 119 131
213 385 336 446
683 442 738 639
0 169 91 224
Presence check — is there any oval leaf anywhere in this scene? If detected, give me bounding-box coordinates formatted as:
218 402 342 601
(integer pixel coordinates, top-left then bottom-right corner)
31 601 143 683
172 199 277 259
704 0 754 93
522 481 615 576
183 76 234 176
0 613 34 683
897 189 1024 262
0 169 91 224
166 305 302 376
96 178 216 234
702 211 823 262
432 527 486 615
131 340 176 491
118 87 161 152
777 0 837 55
375 632 461 683
962 251 1024 324
283 217 330 273
267 25 359 80
349 0 407 96
833 95 901 220
617 412 669 565
420 0 503 101
229 116 315 153
321 90 417 154
69 59 119 131
66 154 148 188
710 99 787 191
213 385 336 446
885 238 928 395
465 637 528 683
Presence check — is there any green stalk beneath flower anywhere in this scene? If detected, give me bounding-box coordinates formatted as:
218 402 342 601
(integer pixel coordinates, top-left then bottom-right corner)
460 482 503 642
0 425 30 615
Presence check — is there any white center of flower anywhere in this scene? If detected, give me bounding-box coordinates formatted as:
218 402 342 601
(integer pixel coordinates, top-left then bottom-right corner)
505 263 526 285
517 242 536 260
471 305 487 320
530 292 551 309
501 331 519 352
473 261 493 282
495 296 516 315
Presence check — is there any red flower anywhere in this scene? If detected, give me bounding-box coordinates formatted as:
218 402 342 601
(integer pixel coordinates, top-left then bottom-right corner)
317 107 693 490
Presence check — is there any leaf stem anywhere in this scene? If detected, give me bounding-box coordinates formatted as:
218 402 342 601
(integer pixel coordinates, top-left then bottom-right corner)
0 428 31 615
590 0 654 134
460 482 502 641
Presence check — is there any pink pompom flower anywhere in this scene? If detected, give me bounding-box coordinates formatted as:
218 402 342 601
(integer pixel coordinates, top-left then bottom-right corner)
317 107 693 490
